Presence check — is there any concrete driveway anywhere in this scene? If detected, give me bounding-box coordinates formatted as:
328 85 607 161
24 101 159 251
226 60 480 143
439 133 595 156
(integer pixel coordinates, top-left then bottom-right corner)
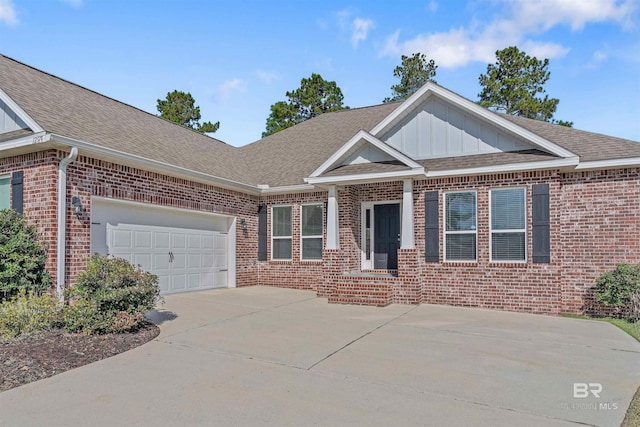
1 286 639 426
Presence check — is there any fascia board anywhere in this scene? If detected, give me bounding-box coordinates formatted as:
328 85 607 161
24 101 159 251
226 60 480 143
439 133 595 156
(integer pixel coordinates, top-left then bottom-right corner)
574 158 640 171
306 167 424 185
0 131 50 150
369 83 577 159
0 88 44 133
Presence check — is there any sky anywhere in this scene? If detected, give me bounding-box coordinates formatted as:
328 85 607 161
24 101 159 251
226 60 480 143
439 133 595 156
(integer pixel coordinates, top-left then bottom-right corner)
0 0 639 147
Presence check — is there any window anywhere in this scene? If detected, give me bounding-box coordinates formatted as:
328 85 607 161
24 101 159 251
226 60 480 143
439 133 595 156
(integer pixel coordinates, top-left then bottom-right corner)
444 192 477 261
0 176 9 210
301 204 323 260
491 188 526 262
271 206 292 260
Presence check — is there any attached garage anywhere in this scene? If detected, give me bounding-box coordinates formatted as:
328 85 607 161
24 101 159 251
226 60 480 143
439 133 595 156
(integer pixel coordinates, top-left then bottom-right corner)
90 197 236 294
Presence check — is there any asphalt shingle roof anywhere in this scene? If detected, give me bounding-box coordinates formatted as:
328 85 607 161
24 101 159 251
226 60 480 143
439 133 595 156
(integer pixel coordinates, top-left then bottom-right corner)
0 54 254 185
239 102 400 186
2 53 639 189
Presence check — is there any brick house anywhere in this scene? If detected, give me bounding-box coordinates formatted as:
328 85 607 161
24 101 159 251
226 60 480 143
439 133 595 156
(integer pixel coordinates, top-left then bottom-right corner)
2 53 640 315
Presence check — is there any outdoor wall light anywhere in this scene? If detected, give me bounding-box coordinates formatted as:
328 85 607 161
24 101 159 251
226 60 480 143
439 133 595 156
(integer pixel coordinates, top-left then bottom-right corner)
240 218 247 231
71 196 83 219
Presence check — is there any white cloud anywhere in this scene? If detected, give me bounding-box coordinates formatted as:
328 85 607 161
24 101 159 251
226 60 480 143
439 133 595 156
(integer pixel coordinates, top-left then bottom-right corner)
255 69 279 84
351 17 374 48
217 78 247 100
587 48 610 67
428 1 439 13
0 0 18 27
379 0 635 68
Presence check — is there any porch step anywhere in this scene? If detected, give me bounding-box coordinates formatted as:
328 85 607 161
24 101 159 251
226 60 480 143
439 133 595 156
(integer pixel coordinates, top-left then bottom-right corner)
328 282 393 307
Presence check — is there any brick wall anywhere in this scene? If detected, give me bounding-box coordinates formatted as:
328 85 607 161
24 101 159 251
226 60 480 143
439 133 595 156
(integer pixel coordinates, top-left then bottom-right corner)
0 150 59 277
559 168 640 314
4 146 640 315
256 192 327 291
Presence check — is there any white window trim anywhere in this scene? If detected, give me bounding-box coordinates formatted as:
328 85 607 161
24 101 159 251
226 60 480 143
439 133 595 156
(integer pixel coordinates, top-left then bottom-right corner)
443 190 478 263
271 205 293 261
0 174 10 210
300 203 324 262
360 200 402 271
489 187 527 263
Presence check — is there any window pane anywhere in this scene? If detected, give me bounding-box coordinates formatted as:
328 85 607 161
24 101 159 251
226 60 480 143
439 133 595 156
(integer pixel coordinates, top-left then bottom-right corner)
446 234 476 261
0 177 9 210
302 205 323 236
273 206 291 237
446 192 476 231
492 233 525 261
491 189 525 230
273 238 292 259
302 238 322 260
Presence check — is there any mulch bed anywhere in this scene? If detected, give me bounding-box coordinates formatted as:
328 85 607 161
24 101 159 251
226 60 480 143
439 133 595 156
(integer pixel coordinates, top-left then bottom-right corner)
0 322 160 392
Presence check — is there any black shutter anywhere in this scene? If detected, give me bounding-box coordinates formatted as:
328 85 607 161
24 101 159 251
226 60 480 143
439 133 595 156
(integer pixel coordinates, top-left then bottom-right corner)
257 204 268 261
424 191 439 262
532 184 550 263
11 170 24 215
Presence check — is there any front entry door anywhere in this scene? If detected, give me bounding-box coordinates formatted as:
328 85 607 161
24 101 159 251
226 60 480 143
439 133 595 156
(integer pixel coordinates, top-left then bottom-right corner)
373 203 400 269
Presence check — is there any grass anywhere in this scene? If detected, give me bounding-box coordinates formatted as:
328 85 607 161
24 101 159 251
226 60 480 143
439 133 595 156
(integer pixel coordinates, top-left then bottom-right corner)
562 314 640 427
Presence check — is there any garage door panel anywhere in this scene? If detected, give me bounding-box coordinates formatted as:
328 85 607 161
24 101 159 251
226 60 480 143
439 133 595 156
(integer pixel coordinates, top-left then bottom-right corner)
187 234 202 249
155 232 170 249
172 253 186 269
134 254 153 272
172 233 186 249
202 234 213 249
111 229 132 248
202 253 214 268
171 275 187 292
158 275 170 293
134 231 152 248
215 271 227 287
187 254 201 268
214 254 226 269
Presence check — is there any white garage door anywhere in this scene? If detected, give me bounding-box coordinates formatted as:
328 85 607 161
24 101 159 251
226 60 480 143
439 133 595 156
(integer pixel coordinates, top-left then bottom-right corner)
107 223 228 294
90 198 235 295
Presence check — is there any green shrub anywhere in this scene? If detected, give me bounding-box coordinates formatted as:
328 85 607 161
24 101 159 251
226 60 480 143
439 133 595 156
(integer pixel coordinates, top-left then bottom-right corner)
0 290 61 339
64 254 162 334
595 264 640 323
0 209 51 301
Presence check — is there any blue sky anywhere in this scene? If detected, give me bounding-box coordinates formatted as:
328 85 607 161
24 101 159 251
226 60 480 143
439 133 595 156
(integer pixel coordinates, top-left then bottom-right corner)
1 0 638 146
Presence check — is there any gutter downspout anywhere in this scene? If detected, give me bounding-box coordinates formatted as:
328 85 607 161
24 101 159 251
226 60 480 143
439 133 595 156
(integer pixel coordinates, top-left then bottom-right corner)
56 147 78 301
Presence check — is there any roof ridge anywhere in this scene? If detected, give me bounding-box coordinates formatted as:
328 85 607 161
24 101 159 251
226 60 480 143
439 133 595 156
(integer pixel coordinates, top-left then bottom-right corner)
0 53 228 146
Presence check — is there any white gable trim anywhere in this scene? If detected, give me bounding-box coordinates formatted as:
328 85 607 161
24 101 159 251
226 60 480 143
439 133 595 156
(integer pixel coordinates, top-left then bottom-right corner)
370 83 577 159
309 129 422 178
0 88 44 133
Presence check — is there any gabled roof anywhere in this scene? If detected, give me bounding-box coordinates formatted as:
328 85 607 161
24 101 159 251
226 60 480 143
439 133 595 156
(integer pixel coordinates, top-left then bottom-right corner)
239 103 400 187
0 54 255 186
1 53 639 193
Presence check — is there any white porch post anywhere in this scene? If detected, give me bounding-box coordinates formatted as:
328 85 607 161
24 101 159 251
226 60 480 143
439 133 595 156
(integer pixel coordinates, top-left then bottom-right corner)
401 178 415 249
326 185 340 249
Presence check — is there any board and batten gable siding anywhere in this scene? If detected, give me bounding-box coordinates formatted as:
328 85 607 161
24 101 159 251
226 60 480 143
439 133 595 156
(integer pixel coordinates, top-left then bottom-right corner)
0 100 28 134
342 143 396 165
381 97 532 160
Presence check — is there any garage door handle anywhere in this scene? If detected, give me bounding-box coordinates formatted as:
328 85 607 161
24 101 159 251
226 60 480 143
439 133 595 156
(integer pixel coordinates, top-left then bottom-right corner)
169 252 174 263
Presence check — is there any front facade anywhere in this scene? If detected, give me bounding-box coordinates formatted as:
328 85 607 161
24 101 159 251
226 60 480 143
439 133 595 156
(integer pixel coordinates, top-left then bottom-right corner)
2 54 640 315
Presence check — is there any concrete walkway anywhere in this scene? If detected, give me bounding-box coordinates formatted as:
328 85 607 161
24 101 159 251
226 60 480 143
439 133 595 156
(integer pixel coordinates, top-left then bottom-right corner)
1 286 639 426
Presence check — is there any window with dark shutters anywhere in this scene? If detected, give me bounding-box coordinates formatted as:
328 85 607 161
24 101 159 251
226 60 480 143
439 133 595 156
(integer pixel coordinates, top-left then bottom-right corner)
11 171 23 215
532 184 550 263
257 205 267 261
424 191 439 262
